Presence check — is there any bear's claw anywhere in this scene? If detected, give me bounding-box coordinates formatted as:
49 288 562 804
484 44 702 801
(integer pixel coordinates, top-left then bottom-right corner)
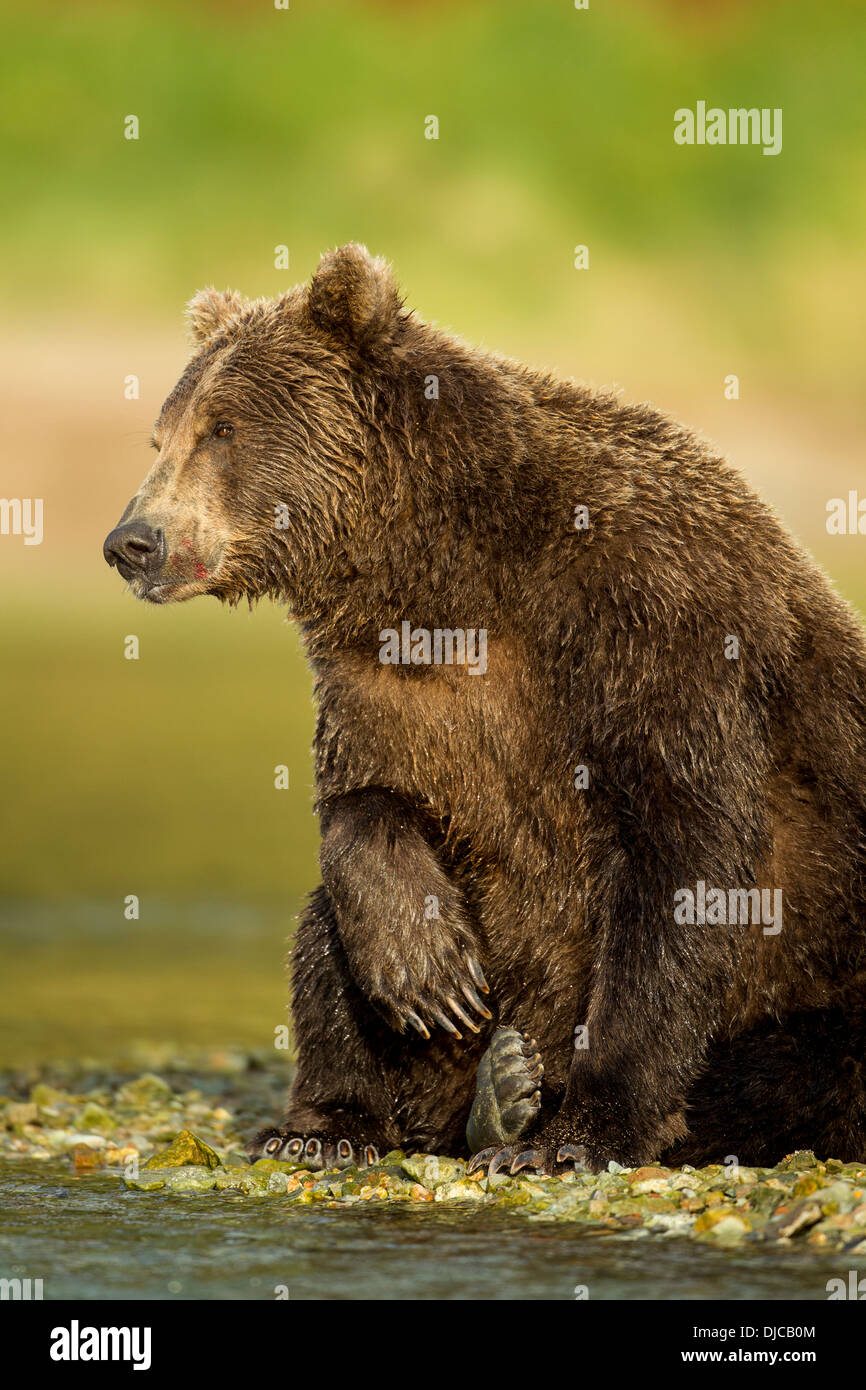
250 1129 380 1172
395 953 492 1041
467 1142 589 1177
465 1025 544 1152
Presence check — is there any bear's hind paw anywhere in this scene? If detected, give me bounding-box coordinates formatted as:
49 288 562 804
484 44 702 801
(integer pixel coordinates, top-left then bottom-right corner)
467 1142 588 1178
465 1025 544 1152
249 1128 380 1172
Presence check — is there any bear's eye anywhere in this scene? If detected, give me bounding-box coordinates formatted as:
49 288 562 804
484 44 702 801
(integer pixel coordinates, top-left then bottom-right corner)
213 421 234 439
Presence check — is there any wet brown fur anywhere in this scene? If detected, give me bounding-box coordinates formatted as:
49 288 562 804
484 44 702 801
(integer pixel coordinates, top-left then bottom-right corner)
109 245 866 1168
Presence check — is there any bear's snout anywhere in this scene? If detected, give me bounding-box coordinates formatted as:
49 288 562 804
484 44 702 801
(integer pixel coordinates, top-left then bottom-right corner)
103 520 165 582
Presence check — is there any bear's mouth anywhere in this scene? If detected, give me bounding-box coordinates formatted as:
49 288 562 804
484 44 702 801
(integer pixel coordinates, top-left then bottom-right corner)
104 520 224 603
135 574 209 605
141 581 174 604
110 561 212 605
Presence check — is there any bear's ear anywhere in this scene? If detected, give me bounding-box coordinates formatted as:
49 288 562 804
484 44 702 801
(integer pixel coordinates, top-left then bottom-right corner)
185 287 248 344
307 244 401 351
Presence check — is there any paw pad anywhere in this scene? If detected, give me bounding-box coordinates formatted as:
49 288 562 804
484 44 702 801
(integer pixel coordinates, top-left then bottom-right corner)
466 1025 544 1152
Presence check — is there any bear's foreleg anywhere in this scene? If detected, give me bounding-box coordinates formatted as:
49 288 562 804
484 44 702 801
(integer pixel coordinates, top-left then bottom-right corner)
318 787 492 1040
471 686 769 1175
551 707 769 1169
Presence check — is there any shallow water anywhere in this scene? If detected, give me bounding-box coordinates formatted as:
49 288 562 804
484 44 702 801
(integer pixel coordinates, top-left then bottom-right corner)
1 1162 859 1301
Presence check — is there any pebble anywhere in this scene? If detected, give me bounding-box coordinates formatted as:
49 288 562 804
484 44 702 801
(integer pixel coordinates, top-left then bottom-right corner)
4 1053 866 1248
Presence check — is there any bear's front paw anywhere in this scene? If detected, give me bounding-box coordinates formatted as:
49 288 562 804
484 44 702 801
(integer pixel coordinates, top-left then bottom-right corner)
248 1128 380 1172
376 951 493 1042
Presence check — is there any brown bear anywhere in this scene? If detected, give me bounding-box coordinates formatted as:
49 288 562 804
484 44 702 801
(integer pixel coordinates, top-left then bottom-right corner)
104 243 866 1175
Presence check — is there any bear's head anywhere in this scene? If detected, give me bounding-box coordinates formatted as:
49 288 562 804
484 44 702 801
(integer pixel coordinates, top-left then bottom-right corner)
103 244 405 608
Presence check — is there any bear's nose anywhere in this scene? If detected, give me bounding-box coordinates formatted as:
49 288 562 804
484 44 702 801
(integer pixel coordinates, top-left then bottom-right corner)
103 520 164 576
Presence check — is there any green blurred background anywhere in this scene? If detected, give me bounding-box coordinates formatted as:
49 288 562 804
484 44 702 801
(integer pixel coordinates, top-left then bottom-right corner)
1 0 864 1065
